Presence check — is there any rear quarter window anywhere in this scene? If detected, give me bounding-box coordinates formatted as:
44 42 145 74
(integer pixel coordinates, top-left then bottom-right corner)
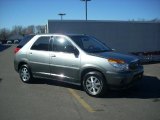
31 36 50 51
17 35 35 48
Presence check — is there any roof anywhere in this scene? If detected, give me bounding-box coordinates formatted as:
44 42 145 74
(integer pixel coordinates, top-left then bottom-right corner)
35 33 86 36
48 20 160 24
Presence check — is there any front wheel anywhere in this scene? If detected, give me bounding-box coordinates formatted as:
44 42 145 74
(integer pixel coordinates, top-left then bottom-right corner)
19 64 33 83
83 71 107 97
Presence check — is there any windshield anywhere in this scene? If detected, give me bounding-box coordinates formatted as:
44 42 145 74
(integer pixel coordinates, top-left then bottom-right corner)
70 35 112 53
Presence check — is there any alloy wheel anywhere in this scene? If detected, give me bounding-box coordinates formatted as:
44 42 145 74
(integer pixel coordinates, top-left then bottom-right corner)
85 76 102 95
20 67 30 82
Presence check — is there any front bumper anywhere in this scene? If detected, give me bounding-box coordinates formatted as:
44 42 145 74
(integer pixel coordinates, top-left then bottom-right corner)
105 66 144 89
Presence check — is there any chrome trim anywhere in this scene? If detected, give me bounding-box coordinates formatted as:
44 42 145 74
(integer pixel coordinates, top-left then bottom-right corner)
29 61 49 66
38 72 50 75
37 72 74 79
33 73 81 86
51 73 71 79
49 64 79 70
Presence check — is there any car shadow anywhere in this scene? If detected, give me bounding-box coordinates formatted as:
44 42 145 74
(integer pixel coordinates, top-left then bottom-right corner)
0 44 11 52
31 78 82 91
104 76 160 99
30 75 160 99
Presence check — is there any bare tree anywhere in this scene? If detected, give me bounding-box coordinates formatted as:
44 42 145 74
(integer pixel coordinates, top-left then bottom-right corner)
12 26 23 35
0 24 46 41
21 27 28 36
40 25 46 33
26 25 35 34
36 25 45 34
0 28 10 41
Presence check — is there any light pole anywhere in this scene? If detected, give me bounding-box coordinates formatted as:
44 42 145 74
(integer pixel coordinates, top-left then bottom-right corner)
58 13 66 20
81 0 91 20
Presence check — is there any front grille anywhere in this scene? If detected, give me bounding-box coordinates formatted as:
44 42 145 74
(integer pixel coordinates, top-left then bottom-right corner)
129 60 140 70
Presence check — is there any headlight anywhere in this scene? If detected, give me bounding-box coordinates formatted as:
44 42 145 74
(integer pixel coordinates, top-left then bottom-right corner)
108 58 129 71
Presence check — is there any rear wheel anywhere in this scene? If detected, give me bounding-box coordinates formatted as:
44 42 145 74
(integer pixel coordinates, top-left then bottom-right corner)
83 71 107 97
19 64 33 83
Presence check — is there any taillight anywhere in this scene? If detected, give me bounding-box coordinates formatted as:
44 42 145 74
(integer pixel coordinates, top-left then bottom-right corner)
14 47 20 54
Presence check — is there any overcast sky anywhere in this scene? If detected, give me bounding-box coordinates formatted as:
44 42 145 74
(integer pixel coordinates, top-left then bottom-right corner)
0 0 160 29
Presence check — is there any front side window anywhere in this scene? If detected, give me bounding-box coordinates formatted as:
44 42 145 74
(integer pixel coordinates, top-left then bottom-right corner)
53 36 75 53
31 37 49 51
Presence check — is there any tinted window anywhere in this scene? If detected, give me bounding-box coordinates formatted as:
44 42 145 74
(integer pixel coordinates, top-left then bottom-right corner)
70 35 111 53
53 37 74 53
17 35 35 48
31 37 49 51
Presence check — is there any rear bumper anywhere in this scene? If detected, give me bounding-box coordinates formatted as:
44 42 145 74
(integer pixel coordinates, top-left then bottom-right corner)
105 66 144 89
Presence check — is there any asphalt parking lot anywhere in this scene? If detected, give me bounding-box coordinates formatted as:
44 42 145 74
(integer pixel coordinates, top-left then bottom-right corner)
0 45 160 120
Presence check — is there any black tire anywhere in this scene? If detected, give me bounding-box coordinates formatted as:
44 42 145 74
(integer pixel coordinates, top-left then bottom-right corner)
19 64 33 83
83 71 107 97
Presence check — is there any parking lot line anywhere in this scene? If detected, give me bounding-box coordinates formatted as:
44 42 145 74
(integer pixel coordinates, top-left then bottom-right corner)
68 88 95 113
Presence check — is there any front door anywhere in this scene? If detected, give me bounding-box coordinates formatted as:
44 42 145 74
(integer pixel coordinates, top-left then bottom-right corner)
50 36 80 84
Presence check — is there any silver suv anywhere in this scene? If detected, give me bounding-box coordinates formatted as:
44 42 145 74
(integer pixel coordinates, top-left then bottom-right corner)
14 34 143 97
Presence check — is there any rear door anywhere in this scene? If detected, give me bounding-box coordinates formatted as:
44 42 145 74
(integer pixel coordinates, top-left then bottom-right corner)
50 36 81 84
28 36 51 78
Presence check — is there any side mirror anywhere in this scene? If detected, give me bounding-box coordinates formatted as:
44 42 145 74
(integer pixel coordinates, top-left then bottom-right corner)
66 45 79 57
73 47 79 57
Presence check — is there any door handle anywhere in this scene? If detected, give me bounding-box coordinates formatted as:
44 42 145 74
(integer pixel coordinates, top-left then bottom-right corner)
29 52 32 55
51 55 56 57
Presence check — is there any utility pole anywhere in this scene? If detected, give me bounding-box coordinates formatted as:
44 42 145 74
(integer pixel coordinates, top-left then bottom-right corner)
58 13 66 20
81 0 91 20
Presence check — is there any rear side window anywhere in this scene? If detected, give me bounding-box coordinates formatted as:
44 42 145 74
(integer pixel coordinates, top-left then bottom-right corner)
31 37 50 51
17 35 35 48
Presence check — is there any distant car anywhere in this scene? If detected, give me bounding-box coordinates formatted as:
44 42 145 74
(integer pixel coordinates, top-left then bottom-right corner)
0 40 6 44
14 34 143 97
7 40 12 44
14 40 19 44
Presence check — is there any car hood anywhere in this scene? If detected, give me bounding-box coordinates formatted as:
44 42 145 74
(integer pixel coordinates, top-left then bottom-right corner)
93 51 138 63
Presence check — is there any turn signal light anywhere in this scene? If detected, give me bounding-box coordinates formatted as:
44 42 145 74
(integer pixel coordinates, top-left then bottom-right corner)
108 58 125 64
